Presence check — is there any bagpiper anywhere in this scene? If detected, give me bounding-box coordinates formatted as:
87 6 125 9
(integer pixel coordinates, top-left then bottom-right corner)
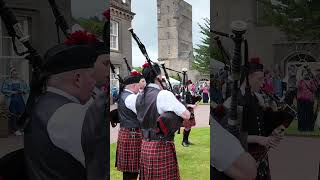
126 62 192 179
115 70 144 180
181 80 201 147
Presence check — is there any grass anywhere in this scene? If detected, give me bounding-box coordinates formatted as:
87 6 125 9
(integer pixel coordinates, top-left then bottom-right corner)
110 127 210 180
285 119 320 136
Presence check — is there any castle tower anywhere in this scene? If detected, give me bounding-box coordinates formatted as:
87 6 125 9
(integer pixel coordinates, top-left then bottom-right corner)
157 0 193 77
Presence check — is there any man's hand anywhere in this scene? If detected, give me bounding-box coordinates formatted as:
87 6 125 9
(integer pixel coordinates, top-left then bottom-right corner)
272 125 285 137
257 136 281 149
187 104 197 109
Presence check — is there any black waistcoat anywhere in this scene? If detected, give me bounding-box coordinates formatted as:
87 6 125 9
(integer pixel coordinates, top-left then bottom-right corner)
118 90 140 128
136 86 160 130
24 92 86 180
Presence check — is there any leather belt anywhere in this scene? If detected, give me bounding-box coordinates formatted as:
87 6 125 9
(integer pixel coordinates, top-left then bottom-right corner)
120 127 141 132
141 128 174 142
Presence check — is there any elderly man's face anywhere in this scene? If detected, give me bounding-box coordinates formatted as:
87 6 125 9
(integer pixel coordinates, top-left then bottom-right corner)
76 68 96 104
249 71 264 92
132 83 141 94
93 54 109 87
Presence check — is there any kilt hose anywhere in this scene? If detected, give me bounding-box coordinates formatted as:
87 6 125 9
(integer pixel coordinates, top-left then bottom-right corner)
116 128 142 172
139 140 180 180
183 108 196 129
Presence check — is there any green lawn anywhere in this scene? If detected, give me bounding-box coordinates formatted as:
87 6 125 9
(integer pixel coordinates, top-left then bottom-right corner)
285 119 320 136
110 127 210 180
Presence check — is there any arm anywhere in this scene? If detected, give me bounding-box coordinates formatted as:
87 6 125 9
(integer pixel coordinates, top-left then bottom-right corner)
157 90 190 120
224 152 257 180
22 80 30 94
247 135 281 149
124 93 138 114
211 118 257 180
1 80 15 96
247 135 263 144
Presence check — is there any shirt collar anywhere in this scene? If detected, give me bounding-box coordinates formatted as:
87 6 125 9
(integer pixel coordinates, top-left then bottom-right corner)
47 86 80 103
124 89 134 94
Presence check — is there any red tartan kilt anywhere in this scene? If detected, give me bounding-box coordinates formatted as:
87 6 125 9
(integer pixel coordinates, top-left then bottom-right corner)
140 140 180 180
183 108 196 128
116 128 142 172
248 144 267 160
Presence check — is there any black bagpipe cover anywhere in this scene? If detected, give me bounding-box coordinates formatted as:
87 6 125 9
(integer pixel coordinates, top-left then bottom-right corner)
110 109 120 124
156 112 183 137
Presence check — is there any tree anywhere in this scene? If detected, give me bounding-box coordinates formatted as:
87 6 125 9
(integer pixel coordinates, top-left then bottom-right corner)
74 16 104 38
192 18 223 75
258 0 320 40
132 66 142 72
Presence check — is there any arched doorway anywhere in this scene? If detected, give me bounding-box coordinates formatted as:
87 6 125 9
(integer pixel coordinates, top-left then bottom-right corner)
282 52 318 79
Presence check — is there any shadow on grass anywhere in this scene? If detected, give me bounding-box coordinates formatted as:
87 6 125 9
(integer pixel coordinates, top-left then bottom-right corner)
285 120 320 137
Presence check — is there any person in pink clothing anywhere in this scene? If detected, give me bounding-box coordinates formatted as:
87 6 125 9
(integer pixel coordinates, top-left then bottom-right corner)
262 70 274 94
297 70 319 131
201 83 209 103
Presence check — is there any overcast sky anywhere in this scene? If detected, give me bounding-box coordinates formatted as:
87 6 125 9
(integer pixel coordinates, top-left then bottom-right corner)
131 0 210 67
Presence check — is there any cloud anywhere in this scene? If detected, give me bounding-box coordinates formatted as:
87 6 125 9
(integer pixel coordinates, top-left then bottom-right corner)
132 45 158 67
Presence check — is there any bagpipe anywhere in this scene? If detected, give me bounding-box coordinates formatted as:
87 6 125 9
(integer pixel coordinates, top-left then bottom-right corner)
128 27 198 138
211 21 248 141
211 21 296 171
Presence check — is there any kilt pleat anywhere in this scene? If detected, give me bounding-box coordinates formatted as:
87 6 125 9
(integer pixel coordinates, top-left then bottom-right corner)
139 140 180 180
116 128 142 172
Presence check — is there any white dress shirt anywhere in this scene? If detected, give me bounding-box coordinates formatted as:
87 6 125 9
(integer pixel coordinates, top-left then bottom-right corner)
46 86 88 167
125 83 187 117
123 89 138 114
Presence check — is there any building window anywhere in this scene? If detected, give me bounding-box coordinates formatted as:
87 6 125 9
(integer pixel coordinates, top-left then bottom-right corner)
110 20 119 51
167 6 170 13
167 19 170 26
168 44 170 55
0 17 30 86
167 32 170 39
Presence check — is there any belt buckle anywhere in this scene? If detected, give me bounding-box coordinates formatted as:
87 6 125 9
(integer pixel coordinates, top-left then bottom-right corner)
129 129 136 138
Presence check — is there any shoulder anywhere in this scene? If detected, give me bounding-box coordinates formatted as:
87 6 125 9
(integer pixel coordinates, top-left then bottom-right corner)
125 93 138 102
158 90 174 97
53 103 88 120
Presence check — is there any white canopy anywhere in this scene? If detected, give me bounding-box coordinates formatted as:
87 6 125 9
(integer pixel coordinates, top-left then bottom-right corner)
162 76 180 86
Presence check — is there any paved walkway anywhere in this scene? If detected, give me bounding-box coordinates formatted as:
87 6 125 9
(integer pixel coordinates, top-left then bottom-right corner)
269 136 320 180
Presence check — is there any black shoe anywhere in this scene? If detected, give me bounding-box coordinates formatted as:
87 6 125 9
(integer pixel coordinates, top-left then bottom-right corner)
186 141 194 145
182 141 189 147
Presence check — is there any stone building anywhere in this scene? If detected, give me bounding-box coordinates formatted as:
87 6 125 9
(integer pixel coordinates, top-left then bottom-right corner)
0 0 72 136
211 0 320 77
157 0 205 82
110 0 135 90
0 0 72 88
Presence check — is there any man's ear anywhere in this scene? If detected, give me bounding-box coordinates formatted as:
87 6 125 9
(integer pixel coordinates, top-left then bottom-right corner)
74 72 81 88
